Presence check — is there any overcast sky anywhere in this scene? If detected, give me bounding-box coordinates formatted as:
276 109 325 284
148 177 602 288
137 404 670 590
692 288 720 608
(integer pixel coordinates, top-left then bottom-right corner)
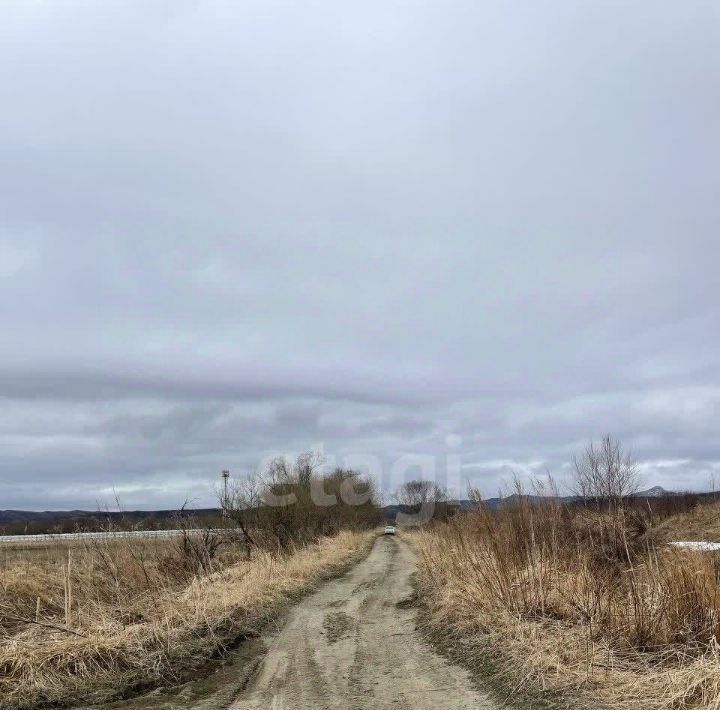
1 1 719 510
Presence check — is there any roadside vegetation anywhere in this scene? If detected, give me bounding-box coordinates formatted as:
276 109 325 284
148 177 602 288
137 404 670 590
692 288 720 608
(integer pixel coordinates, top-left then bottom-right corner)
0 454 380 709
413 436 720 709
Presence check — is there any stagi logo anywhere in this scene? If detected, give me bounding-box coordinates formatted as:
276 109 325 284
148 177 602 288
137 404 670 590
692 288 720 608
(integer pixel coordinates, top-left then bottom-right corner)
245 437 466 526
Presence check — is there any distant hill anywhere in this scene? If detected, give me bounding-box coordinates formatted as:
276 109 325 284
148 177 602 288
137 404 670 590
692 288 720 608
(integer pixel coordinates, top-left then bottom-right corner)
481 493 573 509
631 486 677 498
0 509 90 524
0 508 222 534
0 485 696 530
478 487 687 508
438 487 689 512
0 508 219 524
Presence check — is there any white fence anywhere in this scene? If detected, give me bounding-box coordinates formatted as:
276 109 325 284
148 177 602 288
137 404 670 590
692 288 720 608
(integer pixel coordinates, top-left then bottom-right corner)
0 528 236 544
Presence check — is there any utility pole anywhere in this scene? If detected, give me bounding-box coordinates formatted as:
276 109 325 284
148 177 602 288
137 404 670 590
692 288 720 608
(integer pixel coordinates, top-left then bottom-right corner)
221 470 230 519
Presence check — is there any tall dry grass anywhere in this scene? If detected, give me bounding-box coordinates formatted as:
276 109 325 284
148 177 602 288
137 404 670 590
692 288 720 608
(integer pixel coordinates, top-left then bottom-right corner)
0 529 374 709
413 497 720 709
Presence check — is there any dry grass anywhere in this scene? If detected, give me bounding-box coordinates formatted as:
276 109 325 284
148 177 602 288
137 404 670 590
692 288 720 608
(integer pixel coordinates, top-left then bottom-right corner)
0 529 374 709
649 501 720 545
412 499 720 710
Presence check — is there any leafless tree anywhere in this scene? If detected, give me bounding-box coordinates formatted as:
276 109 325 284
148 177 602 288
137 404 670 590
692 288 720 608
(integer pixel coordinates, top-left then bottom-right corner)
395 480 447 507
219 473 263 552
295 450 323 486
572 435 640 508
264 456 293 486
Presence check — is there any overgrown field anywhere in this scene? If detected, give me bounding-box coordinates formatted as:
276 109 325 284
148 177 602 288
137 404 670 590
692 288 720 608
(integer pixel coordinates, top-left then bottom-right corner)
0 528 375 709
413 497 720 710
0 454 382 708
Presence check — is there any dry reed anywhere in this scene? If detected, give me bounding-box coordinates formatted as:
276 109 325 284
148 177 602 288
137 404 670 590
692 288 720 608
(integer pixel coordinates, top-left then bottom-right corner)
412 498 720 709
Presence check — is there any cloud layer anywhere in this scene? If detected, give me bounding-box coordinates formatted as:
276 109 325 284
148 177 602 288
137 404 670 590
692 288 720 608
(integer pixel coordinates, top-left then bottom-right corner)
1 1 719 508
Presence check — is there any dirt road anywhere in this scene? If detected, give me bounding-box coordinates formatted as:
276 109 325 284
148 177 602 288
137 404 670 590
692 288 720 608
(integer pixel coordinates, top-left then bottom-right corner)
230 534 495 710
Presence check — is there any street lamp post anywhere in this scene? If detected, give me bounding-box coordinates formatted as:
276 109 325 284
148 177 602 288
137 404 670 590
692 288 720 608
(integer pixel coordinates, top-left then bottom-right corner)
221 470 230 519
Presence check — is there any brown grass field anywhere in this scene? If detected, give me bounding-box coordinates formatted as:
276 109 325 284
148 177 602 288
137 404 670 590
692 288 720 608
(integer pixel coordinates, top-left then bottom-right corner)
0 529 375 709
412 498 720 710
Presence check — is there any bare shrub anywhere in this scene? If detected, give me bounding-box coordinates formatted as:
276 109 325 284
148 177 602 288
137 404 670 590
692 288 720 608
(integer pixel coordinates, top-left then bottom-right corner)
573 434 641 508
221 453 381 550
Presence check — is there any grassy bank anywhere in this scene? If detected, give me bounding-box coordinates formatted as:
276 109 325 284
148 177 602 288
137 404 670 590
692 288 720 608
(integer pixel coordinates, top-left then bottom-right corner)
412 499 720 710
0 529 375 709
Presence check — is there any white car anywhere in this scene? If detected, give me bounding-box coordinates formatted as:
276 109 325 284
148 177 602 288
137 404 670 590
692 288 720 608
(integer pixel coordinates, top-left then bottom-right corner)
384 525 396 535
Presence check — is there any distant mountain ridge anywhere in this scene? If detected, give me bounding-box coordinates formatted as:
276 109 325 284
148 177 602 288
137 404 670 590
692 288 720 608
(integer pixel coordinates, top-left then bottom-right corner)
0 508 218 526
450 485 682 510
0 486 688 526
632 486 676 497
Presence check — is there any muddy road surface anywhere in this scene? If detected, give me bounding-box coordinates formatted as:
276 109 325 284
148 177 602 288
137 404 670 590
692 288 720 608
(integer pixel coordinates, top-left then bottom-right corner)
229 534 494 710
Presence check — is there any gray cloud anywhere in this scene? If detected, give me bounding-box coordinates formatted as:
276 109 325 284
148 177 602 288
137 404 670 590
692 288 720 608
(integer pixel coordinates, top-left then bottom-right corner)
1 1 719 509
